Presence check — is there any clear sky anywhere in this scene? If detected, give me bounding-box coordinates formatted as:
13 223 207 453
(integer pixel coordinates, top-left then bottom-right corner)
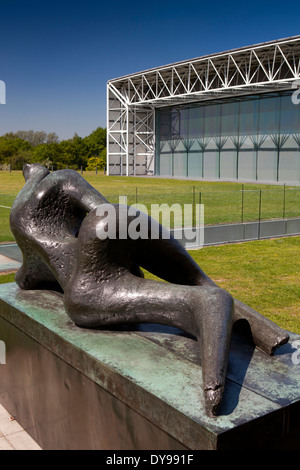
0 0 299 141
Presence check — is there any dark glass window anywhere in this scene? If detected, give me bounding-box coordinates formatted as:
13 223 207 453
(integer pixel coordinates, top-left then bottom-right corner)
155 90 300 182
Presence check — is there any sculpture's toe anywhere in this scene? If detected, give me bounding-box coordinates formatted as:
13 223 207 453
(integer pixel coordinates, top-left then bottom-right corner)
204 384 224 417
233 299 290 355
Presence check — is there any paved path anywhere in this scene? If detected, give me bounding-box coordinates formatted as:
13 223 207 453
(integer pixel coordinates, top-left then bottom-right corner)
0 402 41 450
0 244 42 450
0 243 22 272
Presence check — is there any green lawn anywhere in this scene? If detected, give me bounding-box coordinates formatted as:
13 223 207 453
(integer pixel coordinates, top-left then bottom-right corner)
0 273 15 284
144 236 300 334
195 236 300 334
1 170 300 241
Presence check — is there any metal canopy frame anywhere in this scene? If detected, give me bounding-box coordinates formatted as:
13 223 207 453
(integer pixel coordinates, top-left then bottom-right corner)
107 36 300 176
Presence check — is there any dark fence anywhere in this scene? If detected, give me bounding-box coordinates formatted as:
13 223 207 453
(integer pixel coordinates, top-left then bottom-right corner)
103 186 300 228
1 187 300 243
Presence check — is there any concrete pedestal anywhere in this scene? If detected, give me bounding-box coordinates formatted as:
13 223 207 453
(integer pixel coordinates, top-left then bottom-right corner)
0 282 300 450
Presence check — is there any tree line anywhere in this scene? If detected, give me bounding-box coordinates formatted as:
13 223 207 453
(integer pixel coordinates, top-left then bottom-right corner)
0 127 107 171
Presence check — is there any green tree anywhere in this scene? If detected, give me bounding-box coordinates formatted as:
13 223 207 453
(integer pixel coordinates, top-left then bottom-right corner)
83 127 106 160
0 126 107 171
0 136 31 165
15 130 47 146
0 140 15 163
32 142 61 168
10 149 34 170
46 132 59 144
85 152 106 171
58 133 88 169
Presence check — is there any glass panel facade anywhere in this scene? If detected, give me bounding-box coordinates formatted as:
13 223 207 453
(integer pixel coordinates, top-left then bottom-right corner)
155 91 300 182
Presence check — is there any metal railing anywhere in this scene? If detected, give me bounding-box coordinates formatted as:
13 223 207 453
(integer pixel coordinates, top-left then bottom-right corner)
103 186 300 227
1 186 300 240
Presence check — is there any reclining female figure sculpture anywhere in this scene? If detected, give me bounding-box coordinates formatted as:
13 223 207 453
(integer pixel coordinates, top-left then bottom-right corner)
10 163 289 416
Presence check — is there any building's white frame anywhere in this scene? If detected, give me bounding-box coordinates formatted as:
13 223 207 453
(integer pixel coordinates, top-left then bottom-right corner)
107 36 300 176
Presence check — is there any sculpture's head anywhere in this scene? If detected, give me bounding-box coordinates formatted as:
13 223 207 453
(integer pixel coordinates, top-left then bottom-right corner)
23 163 50 183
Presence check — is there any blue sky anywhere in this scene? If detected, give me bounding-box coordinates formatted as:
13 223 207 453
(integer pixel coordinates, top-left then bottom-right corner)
0 0 299 140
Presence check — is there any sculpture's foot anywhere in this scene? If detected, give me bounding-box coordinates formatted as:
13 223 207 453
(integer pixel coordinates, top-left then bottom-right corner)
15 256 59 290
204 385 224 417
233 299 290 355
197 287 234 416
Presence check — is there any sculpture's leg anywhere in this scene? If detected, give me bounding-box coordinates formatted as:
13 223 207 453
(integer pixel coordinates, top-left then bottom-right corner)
125 235 214 287
60 206 233 415
233 300 289 354
136 237 289 354
64 266 234 416
15 250 59 290
108 208 289 355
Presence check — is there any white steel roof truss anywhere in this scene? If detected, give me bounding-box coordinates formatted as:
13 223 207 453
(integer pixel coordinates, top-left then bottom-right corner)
108 82 128 105
107 37 300 175
251 49 272 81
189 63 208 92
228 55 247 86
141 74 157 101
208 59 226 88
276 45 297 78
172 67 189 95
291 48 300 75
128 78 143 102
156 71 172 98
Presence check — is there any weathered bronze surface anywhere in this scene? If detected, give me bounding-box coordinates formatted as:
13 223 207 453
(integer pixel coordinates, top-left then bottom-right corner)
9 163 290 416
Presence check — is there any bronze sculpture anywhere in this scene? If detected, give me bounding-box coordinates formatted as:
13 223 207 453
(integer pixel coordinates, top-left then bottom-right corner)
10 163 289 417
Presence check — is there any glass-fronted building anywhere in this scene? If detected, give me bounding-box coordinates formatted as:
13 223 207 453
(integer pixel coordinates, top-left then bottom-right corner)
156 91 300 182
107 36 300 183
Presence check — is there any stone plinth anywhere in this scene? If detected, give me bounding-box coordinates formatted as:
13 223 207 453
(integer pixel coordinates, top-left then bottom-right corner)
0 283 300 450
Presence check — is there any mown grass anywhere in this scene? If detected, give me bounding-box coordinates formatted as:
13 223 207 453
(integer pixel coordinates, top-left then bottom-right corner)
1 170 300 241
0 273 15 284
193 236 300 333
143 236 300 334
0 169 292 195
